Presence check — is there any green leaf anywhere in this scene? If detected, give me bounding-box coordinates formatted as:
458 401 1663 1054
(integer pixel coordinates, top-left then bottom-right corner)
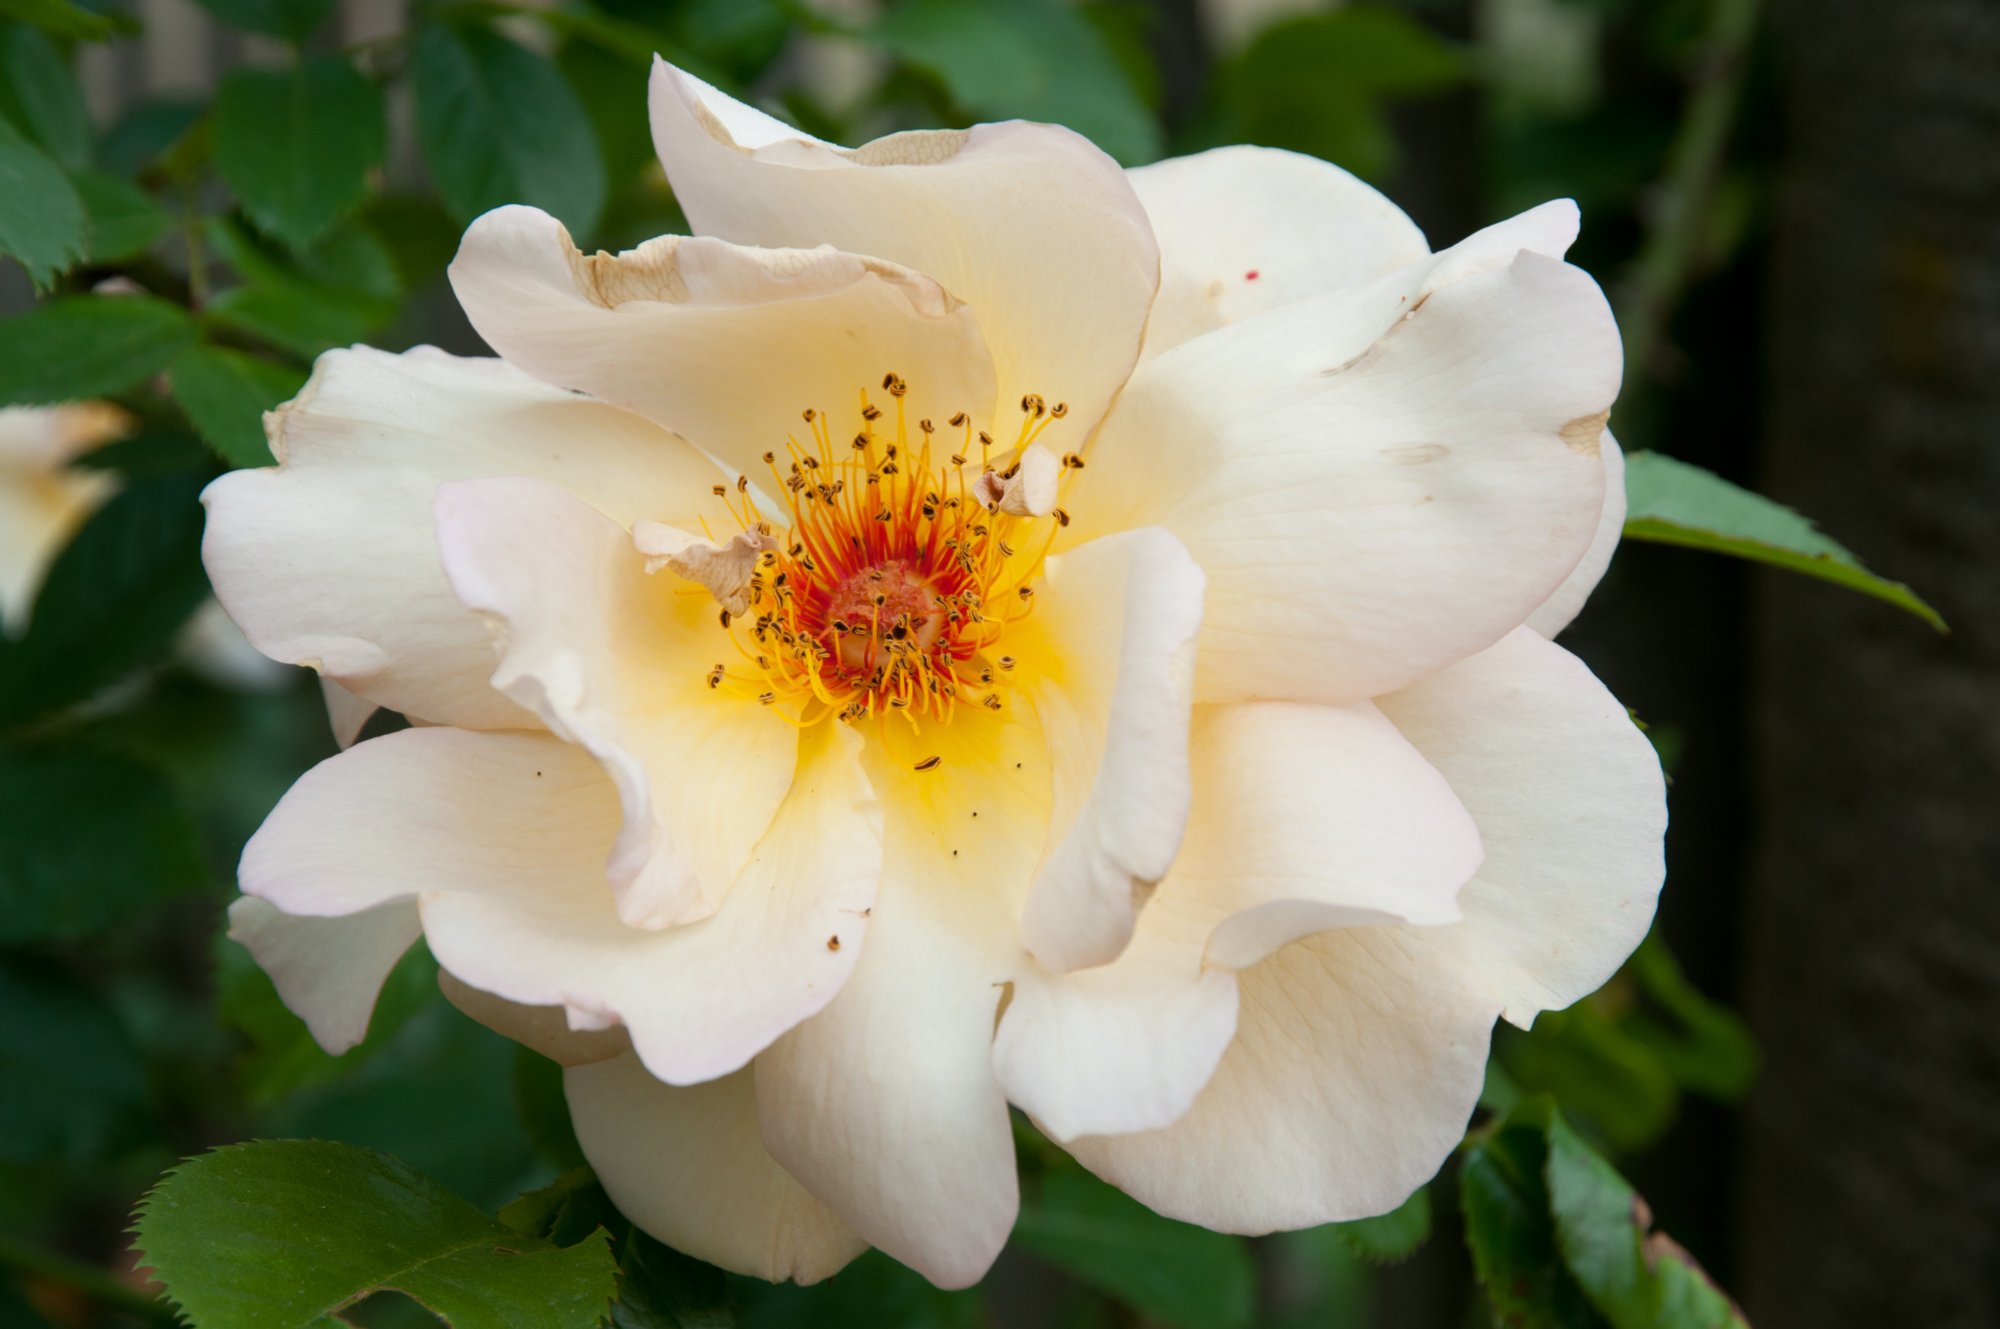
190 0 332 43
0 745 205 943
0 0 119 41
0 471 210 731
99 95 204 177
169 345 306 467
1326 1184 1433 1264
135 1140 618 1329
1219 9 1466 180
0 114 84 287
216 928 439 1107
258 999 546 1210
72 169 173 260
0 961 149 1166
1461 1099 1606 1329
0 294 196 404
1622 449 1945 631
413 22 607 239
1542 1110 1749 1329
1497 1000 1682 1155
611 1230 733 1329
213 57 386 251
873 0 1161 164
207 219 402 357
498 1168 611 1246
0 21 91 168
1621 934 1757 1104
1012 1167 1255 1329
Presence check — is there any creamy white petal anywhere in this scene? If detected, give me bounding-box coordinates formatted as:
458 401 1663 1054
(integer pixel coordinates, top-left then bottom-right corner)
1069 240 1618 705
1067 926 1498 1232
1013 528 1205 973
437 972 629 1068
422 721 881 1085
240 723 880 1084
647 59 1159 436
449 207 997 480
238 727 615 921
995 700 1480 1142
996 920 1238 1146
568 1052 865 1284
1377 627 1665 1024
225 895 420 1056
318 676 377 750
0 403 123 632
201 346 726 729
1130 145 1429 360
754 713 1043 1289
1526 429 1626 638
435 475 799 928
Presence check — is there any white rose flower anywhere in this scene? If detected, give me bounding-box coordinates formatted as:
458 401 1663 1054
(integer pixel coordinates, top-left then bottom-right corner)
0 402 125 633
210 60 1663 1289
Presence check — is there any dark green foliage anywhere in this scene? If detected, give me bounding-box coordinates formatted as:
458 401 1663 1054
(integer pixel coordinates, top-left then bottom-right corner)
874 0 1161 164
0 296 196 404
413 22 608 239
134 1140 618 1328
0 745 205 943
1624 450 1944 630
0 115 85 288
168 345 307 466
1462 1099 1747 1329
0 471 211 730
1012 1166 1256 1329
213 57 386 251
1215 8 1466 179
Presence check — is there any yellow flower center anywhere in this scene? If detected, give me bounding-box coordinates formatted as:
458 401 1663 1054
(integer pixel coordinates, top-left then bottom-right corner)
698 374 1075 730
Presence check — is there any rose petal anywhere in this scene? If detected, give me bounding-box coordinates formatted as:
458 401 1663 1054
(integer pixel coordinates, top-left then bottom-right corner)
995 699 1480 1142
1066 925 1498 1232
646 59 1159 437
1068 237 1617 705
225 895 420 1055
1377 626 1665 1024
1129 145 1429 360
1526 429 1626 638
567 1052 865 1283
422 721 882 1085
202 346 725 729
449 207 997 480
240 723 881 1084
434 475 800 928
752 710 1045 1289
1011 527 1206 973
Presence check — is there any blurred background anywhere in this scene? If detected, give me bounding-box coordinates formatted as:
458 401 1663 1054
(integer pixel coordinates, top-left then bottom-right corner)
1 0 1994 1326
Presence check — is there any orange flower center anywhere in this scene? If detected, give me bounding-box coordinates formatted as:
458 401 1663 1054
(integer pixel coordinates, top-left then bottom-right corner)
698 374 1074 730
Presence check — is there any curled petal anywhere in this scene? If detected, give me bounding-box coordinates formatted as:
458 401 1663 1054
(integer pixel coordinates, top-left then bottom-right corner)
996 699 1480 1141
567 1052 865 1283
646 58 1159 437
1526 429 1627 638
202 347 724 729
226 896 419 1056
1130 145 1429 360
449 206 997 481
435 475 799 928
1014 528 1206 974
1070 227 1617 705
1377 627 1666 1025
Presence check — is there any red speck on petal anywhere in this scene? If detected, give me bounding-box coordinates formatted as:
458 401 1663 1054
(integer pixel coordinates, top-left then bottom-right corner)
1244 269 1260 280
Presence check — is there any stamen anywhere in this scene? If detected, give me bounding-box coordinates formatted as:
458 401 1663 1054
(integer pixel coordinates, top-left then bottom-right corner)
679 376 1078 727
